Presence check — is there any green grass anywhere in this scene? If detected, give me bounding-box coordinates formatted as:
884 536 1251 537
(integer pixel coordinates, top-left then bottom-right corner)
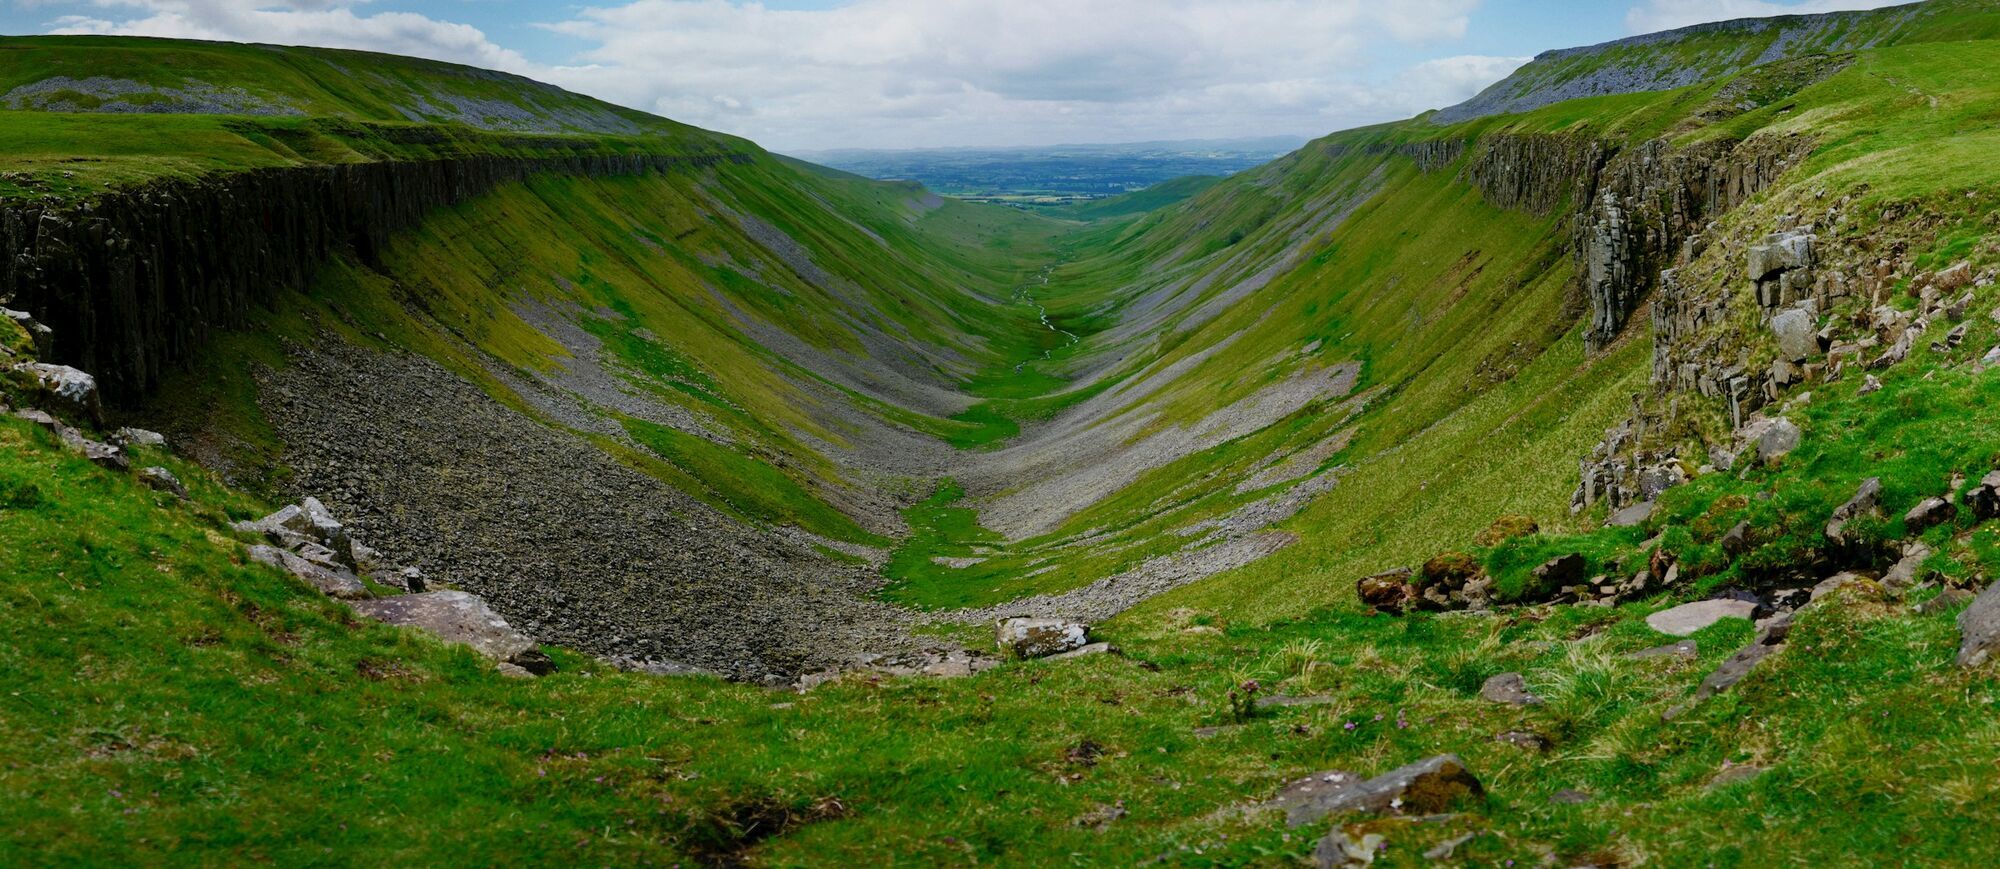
13 20 2000 864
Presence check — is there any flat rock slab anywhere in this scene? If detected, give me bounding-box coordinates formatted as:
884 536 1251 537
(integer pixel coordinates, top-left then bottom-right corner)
351 591 541 666
1047 642 1120 661
1646 599 1757 637
1255 694 1337 710
1604 501 1656 528
1261 755 1484 827
1626 640 1698 661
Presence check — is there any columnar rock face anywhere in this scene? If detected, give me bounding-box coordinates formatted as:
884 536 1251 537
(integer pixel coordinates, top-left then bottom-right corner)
0 150 748 403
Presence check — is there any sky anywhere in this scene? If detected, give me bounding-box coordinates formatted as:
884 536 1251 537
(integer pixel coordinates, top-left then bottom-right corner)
0 0 1912 151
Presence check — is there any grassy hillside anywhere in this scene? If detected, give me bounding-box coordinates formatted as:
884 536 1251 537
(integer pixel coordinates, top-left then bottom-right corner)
9 7 2000 863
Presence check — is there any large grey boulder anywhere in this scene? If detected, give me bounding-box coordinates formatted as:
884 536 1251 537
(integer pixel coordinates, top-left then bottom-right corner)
248 544 368 599
995 617 1089 659
1771 308 1816 362
1957 582 2000 668
13 362 102 426
351 591 555 675
1646 599 1757 637
1261 755 1485 827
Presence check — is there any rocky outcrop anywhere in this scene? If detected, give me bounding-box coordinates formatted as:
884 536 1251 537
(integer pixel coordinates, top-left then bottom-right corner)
0 149 749 403
1258 755 1485 827
995 617 1091 659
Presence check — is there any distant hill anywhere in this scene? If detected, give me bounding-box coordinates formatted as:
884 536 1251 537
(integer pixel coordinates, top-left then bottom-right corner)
1435 0 2000 123
790 137 1302 203
1046 175 1222 221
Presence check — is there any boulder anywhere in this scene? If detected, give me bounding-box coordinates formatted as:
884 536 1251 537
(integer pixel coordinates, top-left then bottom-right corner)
1605 500 1656 528
137 466 189 500
1825 477 1883 545
247 544 369 600
1770 308 1816 362
1967 470 2000 522
299 496 356 567
13 362 102 426
75 438 128 473
1263 755 1485 827
1356 567 1417 614
995 617 1089 659
1956 582 2000 668
1478 672 1543 706
1757 417 1801 463
1646 599 1757 637
1523 553 1587 600
1904 497 1957 534
350 591 554 674
1419 552 1482 590
1748 232 1813 281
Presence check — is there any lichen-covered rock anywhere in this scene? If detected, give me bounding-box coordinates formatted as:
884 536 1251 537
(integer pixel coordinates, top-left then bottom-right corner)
112 427 167 448
1770 307 1817 362
350 590 555 674
1 307 53 358
1419 552 1482 590
1757 417 1801 463
12 362 101 426
1472 514 1539 548
995 617 1089 659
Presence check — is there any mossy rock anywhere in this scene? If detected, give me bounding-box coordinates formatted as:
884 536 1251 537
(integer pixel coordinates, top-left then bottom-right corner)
1419 551 1483 590
1473 514 1540 549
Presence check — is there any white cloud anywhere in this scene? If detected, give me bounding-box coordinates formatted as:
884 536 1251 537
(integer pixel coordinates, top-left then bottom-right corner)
13 0 1533 150
1625 0 1908 34
536 0 1491 149
39 1 531 73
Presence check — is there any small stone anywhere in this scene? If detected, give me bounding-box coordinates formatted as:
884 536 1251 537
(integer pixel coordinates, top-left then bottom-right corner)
1047 642 1119 661
77 439 128 472
496 662 536 679
1917 587 1974 615
1479 672 1543 706
1626 640 1699 661
1647 599 1757 637
113 427 168 448
1311 829 1382 868
137 466 189 499
1493 730 1551 751
1882 542 1934 591
1858 375 1882 396
995 617 1089 659
1904 497 1957 534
